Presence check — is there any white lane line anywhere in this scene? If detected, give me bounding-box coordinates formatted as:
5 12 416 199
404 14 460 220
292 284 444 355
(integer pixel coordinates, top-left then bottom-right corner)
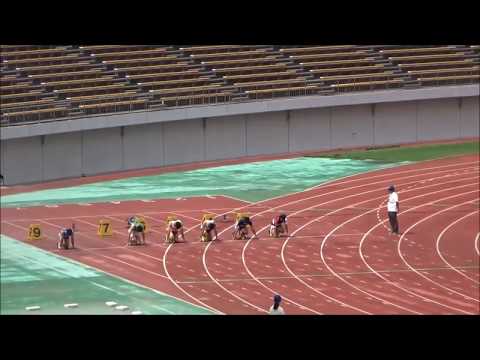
303 160 479 192
105 215 167 245
170 211 202 222
160 215 224 314
171 164 474 311
475 232 480 257
211 166 478 314
202 241 267 313
240 237 323 314
175 265 479 284
218 194 254 204
358 190 479 314
5 162 477 225
2 223 211 314
285 180 478 314
262 173 479 313
436 211 480 284
37 219 170 279
7 160 477 316
163 243 224 315
397 200 479 302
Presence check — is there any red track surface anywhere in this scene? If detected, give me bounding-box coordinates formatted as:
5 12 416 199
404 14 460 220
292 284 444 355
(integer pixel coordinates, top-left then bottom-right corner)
1 154 479 314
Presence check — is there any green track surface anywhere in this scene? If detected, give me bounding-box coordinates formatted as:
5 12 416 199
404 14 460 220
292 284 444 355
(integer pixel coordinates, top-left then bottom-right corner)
0 235 212 315
307 141 479 162
1 157 404 208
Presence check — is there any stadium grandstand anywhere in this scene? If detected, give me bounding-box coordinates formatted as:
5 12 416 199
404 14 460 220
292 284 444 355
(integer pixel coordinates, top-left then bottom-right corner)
1 45 479 317
1 45 479 124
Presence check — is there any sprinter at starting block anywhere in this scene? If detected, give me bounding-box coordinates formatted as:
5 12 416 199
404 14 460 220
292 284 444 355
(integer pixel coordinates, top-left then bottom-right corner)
200 214 218 242
165 216 185 243
232 213 258 240
58 225 75 249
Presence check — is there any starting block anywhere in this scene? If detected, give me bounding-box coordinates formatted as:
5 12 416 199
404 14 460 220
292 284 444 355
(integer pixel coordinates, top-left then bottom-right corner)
27 224 42 240
202 214 215 222
97 220 113 236
166 215 177 223
236 213 249 220
136 216 148 233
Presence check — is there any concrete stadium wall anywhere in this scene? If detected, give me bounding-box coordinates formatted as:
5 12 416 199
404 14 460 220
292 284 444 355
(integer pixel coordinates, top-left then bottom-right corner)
417 98 461 141
246 112 289 156
1 95 478 185
82 128 123 175
163 119 204 165
43 132 83 181
289 108 331 152
123 122 164 170
460 96 480 138
374 101 418 145
205 115 246 160
331 105 373 148
1 136 43 184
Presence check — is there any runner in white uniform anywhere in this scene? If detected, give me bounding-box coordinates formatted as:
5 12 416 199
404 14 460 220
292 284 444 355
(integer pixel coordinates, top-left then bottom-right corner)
166 219 185 243
200 218 218 242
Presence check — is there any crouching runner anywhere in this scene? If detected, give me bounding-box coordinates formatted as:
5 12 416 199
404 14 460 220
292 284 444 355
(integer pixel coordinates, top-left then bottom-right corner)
200 214 218 242
269 213 289 237
232 214 258 240
166 217 186 243
127 216 146 246
58 225 75 249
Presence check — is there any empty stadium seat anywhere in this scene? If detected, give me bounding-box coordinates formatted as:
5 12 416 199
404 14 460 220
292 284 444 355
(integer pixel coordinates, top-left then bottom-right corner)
1 45 478 124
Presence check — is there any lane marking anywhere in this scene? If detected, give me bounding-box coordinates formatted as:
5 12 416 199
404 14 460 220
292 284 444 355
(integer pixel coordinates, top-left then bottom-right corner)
397 200 479 303
475 232 480 257
212 166 479 314
0 228 211 316
358 190 479 314
436 211 480 284
283 179 478 314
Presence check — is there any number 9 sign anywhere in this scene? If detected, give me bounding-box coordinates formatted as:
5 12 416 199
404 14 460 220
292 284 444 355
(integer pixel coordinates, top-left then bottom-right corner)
28 224 42 240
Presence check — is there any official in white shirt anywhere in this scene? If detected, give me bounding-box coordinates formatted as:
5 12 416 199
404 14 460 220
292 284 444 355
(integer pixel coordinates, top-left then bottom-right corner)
387 185 400 235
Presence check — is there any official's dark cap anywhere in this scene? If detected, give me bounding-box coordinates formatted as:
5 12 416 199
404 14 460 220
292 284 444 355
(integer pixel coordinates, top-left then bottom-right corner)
388 185 395 192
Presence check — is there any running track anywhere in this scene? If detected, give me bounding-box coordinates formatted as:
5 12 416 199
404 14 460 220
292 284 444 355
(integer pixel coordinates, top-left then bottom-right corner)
1 154 479 314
